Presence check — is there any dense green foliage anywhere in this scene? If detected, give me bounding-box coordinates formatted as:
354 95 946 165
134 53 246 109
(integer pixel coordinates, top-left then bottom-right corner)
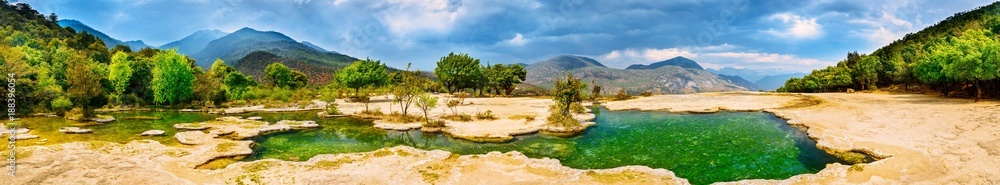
548 72 588 127
335 58 390 93
150 50 195 104
108 52 133 104
781 2 1000 101
263 62 308 89
482 63 527 95
435 52 483 93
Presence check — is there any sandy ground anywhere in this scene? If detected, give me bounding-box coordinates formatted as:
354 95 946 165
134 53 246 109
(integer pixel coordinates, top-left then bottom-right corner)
339 94 595 142
2 92 998 184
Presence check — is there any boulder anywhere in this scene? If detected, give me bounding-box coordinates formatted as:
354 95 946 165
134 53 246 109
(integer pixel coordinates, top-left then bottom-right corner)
92 116 116 123
278 120 320 129
141 130 166 136
246 117 263 121
174 123 211 130
59 127 93 134
175 131 213 145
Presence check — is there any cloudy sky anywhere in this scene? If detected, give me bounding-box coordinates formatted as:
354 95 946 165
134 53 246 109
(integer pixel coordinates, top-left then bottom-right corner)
12 0 993 72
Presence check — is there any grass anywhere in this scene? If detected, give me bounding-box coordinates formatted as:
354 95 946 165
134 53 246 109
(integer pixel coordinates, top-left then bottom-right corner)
475 110 497 120
215 142 238 153
422 119 447 128
311 157 358 170
508 114 537 122
441 113 473 122
585 170 647 184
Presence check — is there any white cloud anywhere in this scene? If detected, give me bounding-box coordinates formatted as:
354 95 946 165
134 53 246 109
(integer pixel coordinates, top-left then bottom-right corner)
765 13 822 39
502 33 528 46
849 10 916 49
372 0 464 37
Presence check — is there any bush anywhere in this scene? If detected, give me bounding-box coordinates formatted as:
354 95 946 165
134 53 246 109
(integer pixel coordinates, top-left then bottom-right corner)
386 111 423 123
570 103 586 114
360 108 384 116
475 110 497 120
547 106 581 127
639 91 654 97
422 119 447 128
441 113 473 122
50 96 73 114
508 114 536 121
6 122 18 128
611 89 633 101
325 102 340 115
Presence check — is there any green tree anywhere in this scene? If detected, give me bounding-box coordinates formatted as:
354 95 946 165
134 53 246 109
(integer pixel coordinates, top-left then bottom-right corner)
391 64 424 116
108 51 133 104
434 52 482 93
415 93 439 126
937 29 1000 101
264 62 292 88
551 72 588 116
150 50 195 105
336 58 390 94
855 55 881 90
66 57 105 117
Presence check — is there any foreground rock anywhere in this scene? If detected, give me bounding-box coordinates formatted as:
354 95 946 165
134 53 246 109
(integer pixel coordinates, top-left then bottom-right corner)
1 128 39 140
141 130 166 136
58 127 93 134
173 117 320 140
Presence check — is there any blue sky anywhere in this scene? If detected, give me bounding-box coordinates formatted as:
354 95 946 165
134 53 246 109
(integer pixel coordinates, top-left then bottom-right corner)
12 0 993 72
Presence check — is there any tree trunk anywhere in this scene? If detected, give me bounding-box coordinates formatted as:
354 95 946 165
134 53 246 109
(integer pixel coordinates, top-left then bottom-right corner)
975 80 982 102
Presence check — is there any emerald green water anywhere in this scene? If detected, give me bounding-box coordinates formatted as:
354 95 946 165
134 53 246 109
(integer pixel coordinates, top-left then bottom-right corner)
10 108 837 184
246 108 836 184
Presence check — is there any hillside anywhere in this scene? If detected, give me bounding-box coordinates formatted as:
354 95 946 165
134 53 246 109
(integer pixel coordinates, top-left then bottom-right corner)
191 27 357 68
626 56 703 70
781 1 1000 99
718 75 757 91
525 55 746 94
57 19 151 50
235 51 337 84
160 29 228 55
755 73 806 91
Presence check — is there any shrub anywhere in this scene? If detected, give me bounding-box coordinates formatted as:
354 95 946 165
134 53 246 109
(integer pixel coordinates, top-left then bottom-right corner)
611 89 633 101
50 96 73 114
475 110 497 120
6 122 18 128
508 114 536 122
422 119 447 128
639 91 654 97
325 102 340 115
570 103 586 114
386 111 422 123
441 113 473 122
360 108 384 116
546 106 580 127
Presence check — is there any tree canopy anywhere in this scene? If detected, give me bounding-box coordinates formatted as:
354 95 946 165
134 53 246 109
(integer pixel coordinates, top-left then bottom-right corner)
435 52 482 93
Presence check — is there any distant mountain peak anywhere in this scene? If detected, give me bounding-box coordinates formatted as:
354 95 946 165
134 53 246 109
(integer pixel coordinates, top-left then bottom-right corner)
626 56 703 70
525 55 607 71
57 19 151 50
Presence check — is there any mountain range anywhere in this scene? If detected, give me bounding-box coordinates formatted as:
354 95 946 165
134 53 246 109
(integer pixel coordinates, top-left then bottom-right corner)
57 20 152 51
57 20 356 84
524 56 750 94
707 67 806 91
626 57 704 70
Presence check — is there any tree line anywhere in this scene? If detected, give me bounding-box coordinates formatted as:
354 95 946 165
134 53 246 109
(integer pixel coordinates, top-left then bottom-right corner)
780 2 1000 101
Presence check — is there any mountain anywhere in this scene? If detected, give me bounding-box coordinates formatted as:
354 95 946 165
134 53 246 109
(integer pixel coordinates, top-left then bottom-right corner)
525 55 746 94
235 51 338 84
528 55 607 71
57 19 151 50
756 73 807 91
707 67 798 82
191 27 357 68
301 41 336 54
718 75 757 91
625 56 703 70
160 29 228 55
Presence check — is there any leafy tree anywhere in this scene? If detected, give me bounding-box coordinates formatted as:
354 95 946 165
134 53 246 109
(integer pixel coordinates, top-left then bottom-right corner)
855 55 881 90
551 72 588 116
66 56 105 117
108 51 133 104
391 64 424 116
937 29 1000 101
335 58 390 94
483 63 527 96
264 62 292 88
591 79 602 102
150 50 195 105
434 52 482 93
415 93 439 126
224 71 257 100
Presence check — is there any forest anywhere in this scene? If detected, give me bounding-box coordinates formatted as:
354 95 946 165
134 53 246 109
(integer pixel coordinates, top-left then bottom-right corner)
779 2 1000 101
